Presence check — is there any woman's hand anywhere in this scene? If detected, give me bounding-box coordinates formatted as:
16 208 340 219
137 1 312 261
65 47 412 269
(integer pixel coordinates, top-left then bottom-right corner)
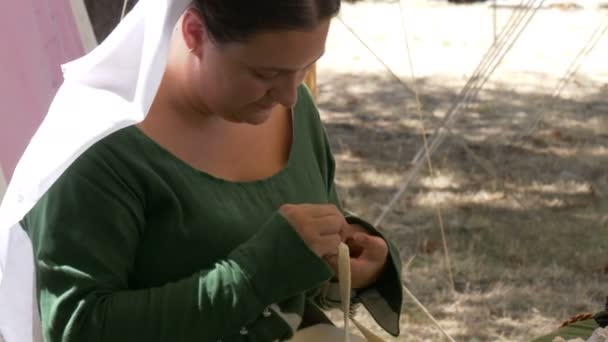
335 224 389 289
279 205 388 289
279 204 345 259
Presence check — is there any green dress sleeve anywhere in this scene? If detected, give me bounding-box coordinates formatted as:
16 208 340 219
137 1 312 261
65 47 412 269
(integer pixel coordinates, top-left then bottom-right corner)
299 85 403 336
23 150 333 342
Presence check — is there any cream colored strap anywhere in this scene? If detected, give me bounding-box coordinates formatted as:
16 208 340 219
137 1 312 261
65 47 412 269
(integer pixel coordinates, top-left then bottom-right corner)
338 243 351 342
0 163 6 203
338 242 386 342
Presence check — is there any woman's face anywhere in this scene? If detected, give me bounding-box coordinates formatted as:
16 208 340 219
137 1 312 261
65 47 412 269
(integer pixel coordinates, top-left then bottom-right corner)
191 19 330 125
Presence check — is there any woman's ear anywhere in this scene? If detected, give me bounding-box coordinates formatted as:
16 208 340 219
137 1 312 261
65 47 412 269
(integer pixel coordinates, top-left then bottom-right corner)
181 8 206 56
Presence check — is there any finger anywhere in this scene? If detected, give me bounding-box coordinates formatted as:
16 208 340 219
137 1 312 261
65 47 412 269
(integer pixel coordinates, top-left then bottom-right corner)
312 215 347 235
346 233 369 251
343 223 368 234
304 203 343 218
279 203 341 219
349 258 375 289
349 233 388 260
324 254 339 272
364 235 388 254
353 232 369 244
340 223 355 241
352 232 387 249
316 234 342 258
350 257 371 273
345 238 364 258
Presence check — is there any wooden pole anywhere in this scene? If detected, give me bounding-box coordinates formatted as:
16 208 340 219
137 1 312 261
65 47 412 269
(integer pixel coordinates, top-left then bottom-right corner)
69 0 98 52
304 63 318 100
493 0 497 44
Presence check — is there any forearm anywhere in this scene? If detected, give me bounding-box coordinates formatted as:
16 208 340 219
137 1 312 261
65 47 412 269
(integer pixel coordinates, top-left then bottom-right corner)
37 213 334 342
51 263 263 342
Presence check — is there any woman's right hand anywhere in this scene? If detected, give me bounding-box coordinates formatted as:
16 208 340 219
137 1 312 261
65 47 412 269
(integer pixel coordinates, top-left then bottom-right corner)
279 204 346 259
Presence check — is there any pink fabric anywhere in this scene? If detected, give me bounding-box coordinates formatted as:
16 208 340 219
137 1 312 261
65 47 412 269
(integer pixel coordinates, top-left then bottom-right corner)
0 0 84 181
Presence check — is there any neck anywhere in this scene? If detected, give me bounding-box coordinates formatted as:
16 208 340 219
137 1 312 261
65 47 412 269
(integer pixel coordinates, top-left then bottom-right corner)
145 58 215 129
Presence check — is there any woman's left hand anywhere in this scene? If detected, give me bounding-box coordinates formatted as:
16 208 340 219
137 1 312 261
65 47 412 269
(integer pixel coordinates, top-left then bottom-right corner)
340 224 389 289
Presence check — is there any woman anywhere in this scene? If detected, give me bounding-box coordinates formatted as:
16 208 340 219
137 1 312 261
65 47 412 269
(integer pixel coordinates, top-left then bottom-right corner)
9 0 403 341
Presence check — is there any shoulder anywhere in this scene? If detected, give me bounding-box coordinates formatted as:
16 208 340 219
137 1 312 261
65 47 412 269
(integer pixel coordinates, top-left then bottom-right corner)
59 126 143 183
292 84 335 165
297 84 316 108
294 84 324 134
81 125 146 168
39 126 147 208
22 127 148 256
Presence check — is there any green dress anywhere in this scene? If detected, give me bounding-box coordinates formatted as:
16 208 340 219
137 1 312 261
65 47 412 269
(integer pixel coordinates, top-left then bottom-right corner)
22 86 403 342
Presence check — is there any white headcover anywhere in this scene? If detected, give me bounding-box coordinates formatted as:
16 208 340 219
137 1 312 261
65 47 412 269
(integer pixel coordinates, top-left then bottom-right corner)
0 0 190 340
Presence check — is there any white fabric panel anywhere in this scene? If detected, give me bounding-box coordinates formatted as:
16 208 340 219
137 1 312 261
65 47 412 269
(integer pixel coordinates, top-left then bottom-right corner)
0 1 190 341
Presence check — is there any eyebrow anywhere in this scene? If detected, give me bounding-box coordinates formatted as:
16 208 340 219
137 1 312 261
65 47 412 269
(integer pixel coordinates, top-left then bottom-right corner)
254 52 325 73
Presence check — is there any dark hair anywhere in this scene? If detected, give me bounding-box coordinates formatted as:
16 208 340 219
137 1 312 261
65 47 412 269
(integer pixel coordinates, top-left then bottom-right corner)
192 0 341 44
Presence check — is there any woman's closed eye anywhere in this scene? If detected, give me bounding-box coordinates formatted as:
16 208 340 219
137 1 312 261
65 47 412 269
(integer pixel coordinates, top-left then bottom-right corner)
254 70 281 80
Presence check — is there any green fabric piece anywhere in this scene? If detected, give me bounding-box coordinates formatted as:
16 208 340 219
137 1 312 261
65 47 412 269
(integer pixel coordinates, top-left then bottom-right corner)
22 85 403 342
532 319 600 342
344 215 403 337
595 310 608 328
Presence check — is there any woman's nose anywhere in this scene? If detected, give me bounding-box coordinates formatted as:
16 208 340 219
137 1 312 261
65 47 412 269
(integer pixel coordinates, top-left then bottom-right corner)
270 73 302 108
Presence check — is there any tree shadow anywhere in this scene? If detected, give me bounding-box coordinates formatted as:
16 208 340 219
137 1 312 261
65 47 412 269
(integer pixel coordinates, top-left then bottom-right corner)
318 71 608 191
318 70 608 339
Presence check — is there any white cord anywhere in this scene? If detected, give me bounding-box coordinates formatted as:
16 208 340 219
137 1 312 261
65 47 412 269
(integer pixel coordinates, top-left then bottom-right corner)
120 0 130 21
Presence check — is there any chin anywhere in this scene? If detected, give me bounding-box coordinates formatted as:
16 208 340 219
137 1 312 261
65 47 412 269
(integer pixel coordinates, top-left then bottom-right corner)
223 107 273 125
245 109 273 125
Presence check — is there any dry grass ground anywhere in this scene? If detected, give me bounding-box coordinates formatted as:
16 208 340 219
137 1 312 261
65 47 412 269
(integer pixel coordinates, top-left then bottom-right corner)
317 1 608 340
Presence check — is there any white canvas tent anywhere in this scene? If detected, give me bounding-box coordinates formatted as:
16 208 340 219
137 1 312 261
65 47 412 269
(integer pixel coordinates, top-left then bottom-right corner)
0 0 94 195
